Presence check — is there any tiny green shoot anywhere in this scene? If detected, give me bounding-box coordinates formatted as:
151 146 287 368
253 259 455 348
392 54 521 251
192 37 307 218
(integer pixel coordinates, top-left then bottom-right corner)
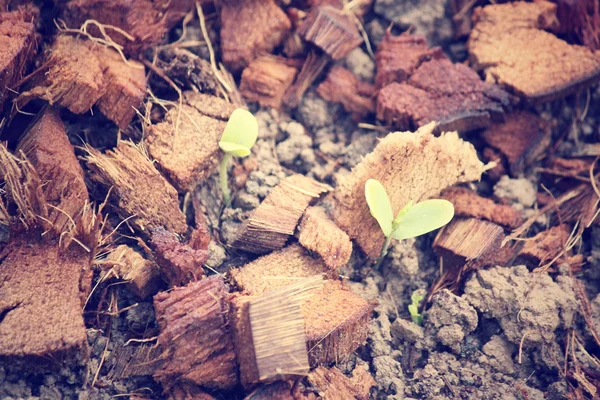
365 178 454 270
408 291 424 326
218 109 258 205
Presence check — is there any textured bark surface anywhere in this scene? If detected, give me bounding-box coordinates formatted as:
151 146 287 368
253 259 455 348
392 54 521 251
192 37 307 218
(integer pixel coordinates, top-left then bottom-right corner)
307 366 375 400
317 66 375 119
240 56 298 109
332 122 484 259
102 245 161 299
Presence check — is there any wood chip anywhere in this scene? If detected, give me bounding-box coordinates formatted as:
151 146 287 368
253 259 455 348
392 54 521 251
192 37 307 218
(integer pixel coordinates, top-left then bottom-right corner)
468 0 600 102
307 365 375 400
517 224 571 267
317 65 375 119
375 32 444 88
297 4 362 60
103 245 161 299
376 58 510 132
16 107 88 233
240 56 299 109
18 35 146 128
230 244 330 296
220 0 291 72
332 122 484 259
231 175 331 254
60 0 194 56
153 277 238 390
297 206 352 270
440 186 522 229
0 234 92 370
157 48 220 95
481 111 550 176
433 217 505 271
84 141 188 236
0 7 37 114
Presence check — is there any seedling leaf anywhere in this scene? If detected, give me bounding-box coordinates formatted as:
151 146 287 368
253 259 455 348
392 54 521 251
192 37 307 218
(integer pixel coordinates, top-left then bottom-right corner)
365 179 393 237
391 199 454 240
219 108 258 157
408 292 424 326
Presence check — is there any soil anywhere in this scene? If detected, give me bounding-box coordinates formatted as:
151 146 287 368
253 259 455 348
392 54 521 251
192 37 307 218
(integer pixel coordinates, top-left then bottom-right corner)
1 1 600 400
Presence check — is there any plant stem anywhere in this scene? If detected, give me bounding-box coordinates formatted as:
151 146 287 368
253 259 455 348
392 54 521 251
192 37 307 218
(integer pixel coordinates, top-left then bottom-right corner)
220 153 233 205
374 234 392 271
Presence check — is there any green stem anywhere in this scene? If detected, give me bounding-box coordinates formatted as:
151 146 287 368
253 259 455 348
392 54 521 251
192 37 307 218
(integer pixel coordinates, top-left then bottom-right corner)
374 234 392 271
220 153 233 205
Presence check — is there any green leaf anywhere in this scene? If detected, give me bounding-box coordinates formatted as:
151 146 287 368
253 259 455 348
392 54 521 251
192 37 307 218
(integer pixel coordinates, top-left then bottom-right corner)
219 108 258 157
391 199 454 240
408 292 424 326
365 179 393 237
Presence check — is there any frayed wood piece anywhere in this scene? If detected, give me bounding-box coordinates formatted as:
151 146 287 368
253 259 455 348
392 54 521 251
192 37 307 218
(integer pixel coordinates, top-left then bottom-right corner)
60 0 195 56
306 365 375 400
230 244 330 296
433 217 505 271
375 32 445 89
481 111 550 176
297 4 362 60
240 56 299 109
168 384 217 400
440 186 522 229
153 277 239 391
102 245 161 299
316 66 375 120
17 35 146 128
150 227 210 288
376 58 510 133
297 206 352 270
84 140 187 236
231 175 331 254
157 48 220 95
107 343 162 380
0 233 93 371
282 50 329 108
220 0 291 72
516 224 572 267
16 107 88 234
331 122 484 259
468 1 600 103
183 91 237 121
0 6 38 114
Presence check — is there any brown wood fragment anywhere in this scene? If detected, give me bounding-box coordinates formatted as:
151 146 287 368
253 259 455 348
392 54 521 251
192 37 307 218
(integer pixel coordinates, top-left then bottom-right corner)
468 1 600 102
517 224 572 267
481 111 550 176
297 5 362 60
306 366 375 400
376 58 510 132
440 186 522 229
107 343 162 379
433 217 505 271
168 384 217 400
297 206 352 270
316 66 375 119
0 7 37 114
153 277 239 391
0 234 93 370
102 245 161 299
60 0 194 56
375 31 445 88
157 48 220 95
16 107 88 234
150 227 209 288
332 122 484 259
482 147 507 182
303 280 372 366
84 140 188 236
230 244 330 296
242 381 299 400
231 175 331 254
220 0 291 72
146 92 235 191
282 50 330 108
240 56 299 109
18 35 146 128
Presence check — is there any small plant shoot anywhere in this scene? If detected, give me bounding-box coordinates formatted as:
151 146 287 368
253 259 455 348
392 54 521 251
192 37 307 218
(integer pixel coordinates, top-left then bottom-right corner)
408 292 424 326
218 108 258 205
365 179 454 270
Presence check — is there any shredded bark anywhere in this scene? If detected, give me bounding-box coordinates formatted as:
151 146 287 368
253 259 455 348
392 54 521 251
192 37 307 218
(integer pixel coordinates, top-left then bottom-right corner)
468 0 600 102
307 365 375 400
102 245 161 299
240 56 299 109
297 206 352 270
231 175 331 254
332 122 484 259
517 224 572 267
317 65 375 119
156 48 220 95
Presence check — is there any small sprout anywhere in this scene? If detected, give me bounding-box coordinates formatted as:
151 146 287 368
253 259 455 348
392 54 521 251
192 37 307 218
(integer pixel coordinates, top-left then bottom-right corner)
365 178 454 270
218 109 258 205
408 291 424 326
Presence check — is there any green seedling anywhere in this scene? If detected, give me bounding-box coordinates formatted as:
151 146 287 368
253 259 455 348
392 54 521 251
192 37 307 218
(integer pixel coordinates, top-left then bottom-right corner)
408 291 424 326
365 178 454 270
219 108 258 205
